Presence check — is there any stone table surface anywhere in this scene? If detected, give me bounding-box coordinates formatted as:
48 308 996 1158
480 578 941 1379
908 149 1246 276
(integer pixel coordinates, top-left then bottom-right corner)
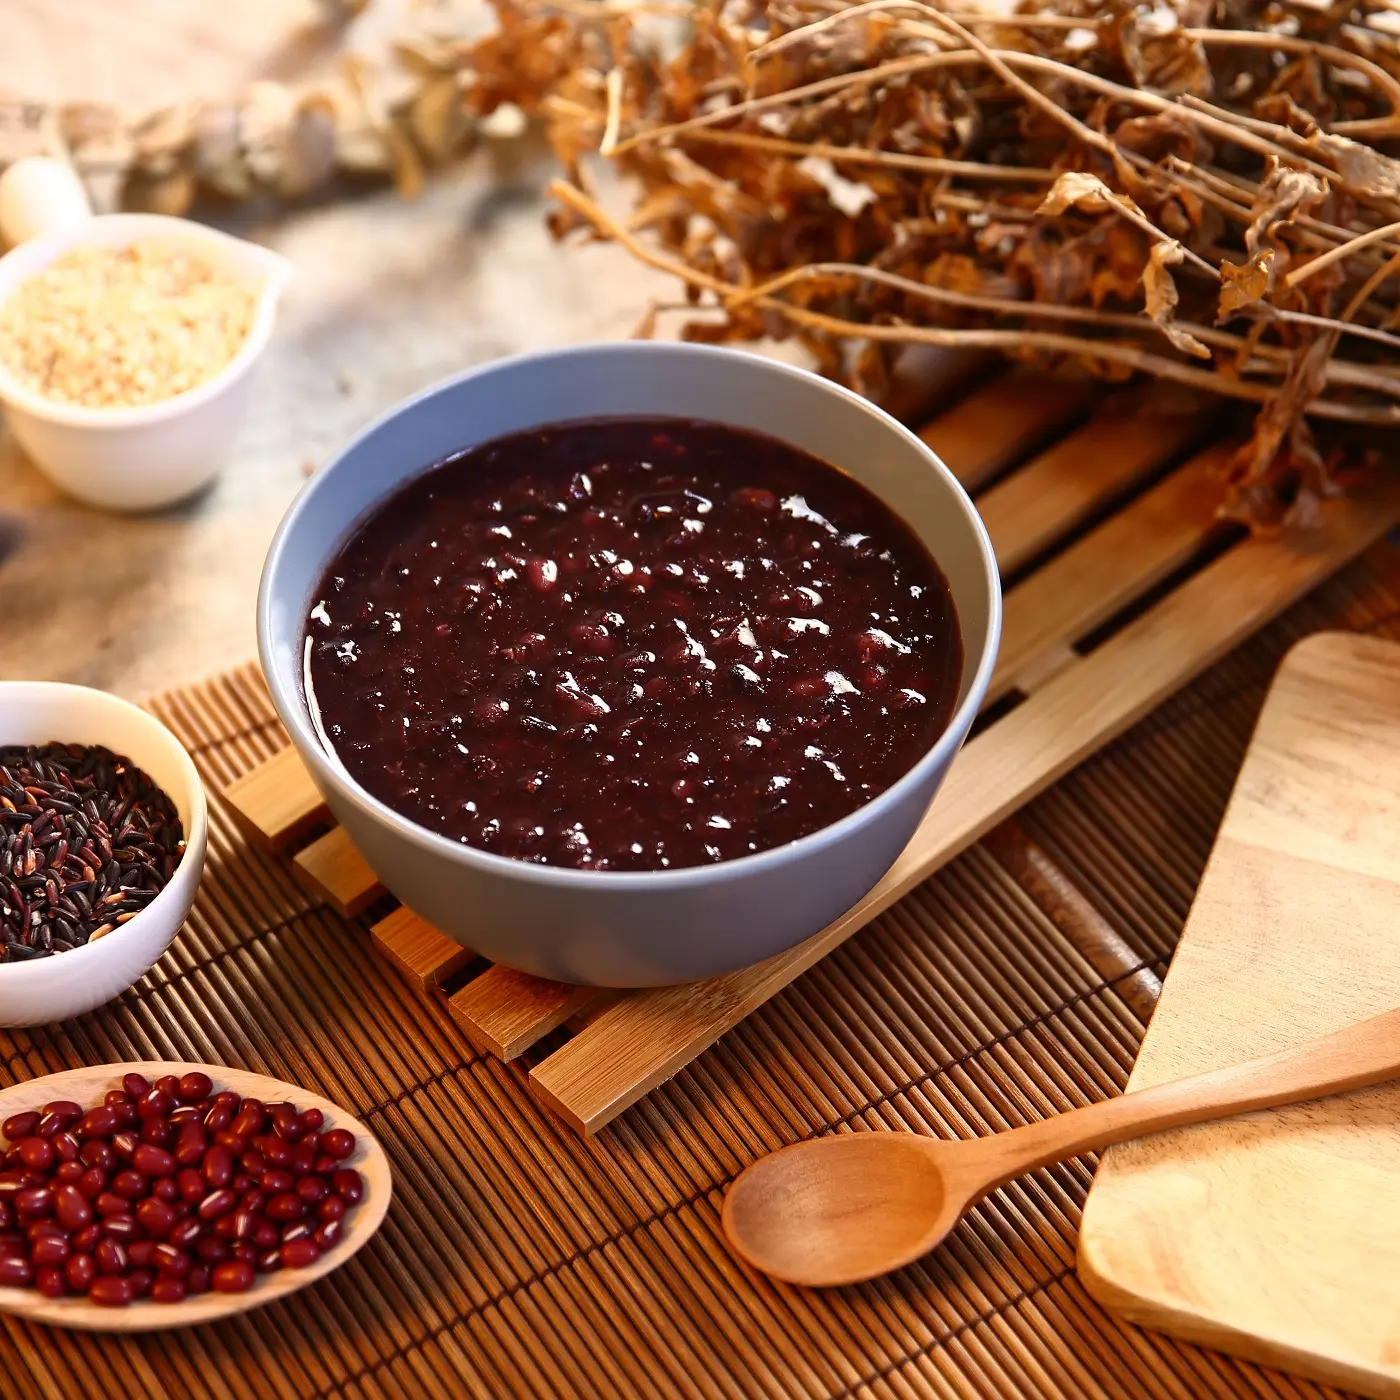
0 156 671 700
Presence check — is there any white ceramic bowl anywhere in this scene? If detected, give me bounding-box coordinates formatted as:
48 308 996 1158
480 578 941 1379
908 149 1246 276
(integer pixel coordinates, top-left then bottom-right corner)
0 213 290 512
0 684 207 1024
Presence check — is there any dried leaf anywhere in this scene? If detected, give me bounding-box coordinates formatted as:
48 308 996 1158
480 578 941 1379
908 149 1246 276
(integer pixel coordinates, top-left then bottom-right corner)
1244 165 1327 260
1143 241 1210 358
1307 131 1400 208
1217 250 1276 320
1036 171 1117 217
1119 7 1213 100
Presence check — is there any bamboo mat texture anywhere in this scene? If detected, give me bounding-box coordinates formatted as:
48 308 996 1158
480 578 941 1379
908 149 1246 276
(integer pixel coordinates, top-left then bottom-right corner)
0 539 1394 1398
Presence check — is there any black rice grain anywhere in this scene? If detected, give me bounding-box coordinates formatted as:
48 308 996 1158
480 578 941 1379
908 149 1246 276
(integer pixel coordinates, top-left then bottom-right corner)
0 743 184 961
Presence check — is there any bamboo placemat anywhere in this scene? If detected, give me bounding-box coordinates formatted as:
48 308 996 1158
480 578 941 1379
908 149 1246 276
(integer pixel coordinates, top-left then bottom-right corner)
2 538 1396 1397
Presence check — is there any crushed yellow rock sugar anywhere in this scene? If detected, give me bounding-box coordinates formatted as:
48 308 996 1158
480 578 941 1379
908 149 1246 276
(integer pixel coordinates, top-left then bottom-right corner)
0 239 259 408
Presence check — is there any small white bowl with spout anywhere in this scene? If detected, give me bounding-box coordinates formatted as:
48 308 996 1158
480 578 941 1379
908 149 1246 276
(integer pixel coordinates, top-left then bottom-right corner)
0 211 291 512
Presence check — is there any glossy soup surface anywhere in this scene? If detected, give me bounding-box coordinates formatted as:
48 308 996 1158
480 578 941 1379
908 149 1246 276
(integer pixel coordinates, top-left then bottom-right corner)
306 418 963 870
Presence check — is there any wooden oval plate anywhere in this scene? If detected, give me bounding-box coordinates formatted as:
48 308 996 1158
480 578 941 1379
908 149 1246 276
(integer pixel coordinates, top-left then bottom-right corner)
0 1062 392 1331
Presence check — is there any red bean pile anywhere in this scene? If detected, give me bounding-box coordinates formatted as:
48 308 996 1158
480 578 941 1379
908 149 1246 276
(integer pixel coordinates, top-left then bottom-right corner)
0 1072 363 1307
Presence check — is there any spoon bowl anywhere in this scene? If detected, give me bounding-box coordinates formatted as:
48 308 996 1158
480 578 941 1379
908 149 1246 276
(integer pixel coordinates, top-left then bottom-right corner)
723 1134 963 1287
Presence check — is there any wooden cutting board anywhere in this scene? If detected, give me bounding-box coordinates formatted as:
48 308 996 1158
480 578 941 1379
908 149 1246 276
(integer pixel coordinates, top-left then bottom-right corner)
1078 631 1400 1398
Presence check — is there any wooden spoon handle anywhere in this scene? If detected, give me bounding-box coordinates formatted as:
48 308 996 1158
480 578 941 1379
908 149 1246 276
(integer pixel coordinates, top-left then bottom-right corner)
963 1004 1400 1195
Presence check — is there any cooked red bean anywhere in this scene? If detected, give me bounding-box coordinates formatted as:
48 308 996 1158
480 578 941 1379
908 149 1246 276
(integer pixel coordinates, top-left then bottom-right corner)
132 1238 162 1266
111 1131 139 1160
176 1168 204 1203
65 1252 97 1292
17 1138 53 1172
26 1218 64 1239
260 1137 292 1170
121 1073 151 1100
105 1090 133 1111
168 1217 203 1250
197 1189 236 1221
89 1275 134 1307
76 1105 120 1139
95 1192 129 1217
1 1113 39 1142
35 1266 66 1298
257 1247 282 1273
214 1129 248 1152
0 1255 34 1286
137 1088 172 1119
72 1223 102 1252
332 1169 364 1204
103 1216 140 1243
0 1202 10 1232
187 1263 210 1294
154 1076 181 1100
319 1129 355 1162
314 1155 338 1174
15 1187 53 1221
212 1259 254 1293
54 1183 93 1230
168 1105 202 1127
178 1073 212 1104
174 1123 207 1167
203 1102 234 1134
280 1238 320 1269
130 1268 155 1298
135 1198 177 1239
153 1178 179 1203
297 1109 324 1138
131 1144 176 1177
94 1238 128 1276
240 1150 266 1179
290 1143 316 1178
140 1117 175 1148
111 1170 148 1201
280 1220 315 1245
76 1167 107 1201
152 1276 187 1303
0 1234 24 1260
231 1242 260 1266
314 1218 343 1250
295 1176 326 1204
202 1145 233 1189
151 1242 190 1277
265 1193 304 1223
55 1161 85 1185
253 1221 280 1249
51 1132 79 1163
317 1196 346 1224
196 1236 230 1264
230 1207 261 1241
31 1235 69 1267
79 1141 114 1172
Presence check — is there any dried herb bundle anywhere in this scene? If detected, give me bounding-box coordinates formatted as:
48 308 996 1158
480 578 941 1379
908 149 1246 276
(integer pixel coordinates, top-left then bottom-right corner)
465 0 1400 522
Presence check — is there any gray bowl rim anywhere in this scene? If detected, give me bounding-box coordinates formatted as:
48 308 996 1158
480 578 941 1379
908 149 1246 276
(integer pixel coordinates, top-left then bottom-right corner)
258 341 1002 892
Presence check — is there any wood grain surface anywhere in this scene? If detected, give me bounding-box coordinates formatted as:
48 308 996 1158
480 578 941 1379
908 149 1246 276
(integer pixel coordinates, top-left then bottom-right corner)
1078 631 1400 1399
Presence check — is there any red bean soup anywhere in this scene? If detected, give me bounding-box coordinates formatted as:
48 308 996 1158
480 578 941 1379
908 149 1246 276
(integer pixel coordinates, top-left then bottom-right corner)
305 418 963 872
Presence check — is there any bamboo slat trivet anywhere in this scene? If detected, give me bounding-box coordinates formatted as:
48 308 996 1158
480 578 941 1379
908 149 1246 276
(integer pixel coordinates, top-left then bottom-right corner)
5 540 1399 1399
222 368 1400 1134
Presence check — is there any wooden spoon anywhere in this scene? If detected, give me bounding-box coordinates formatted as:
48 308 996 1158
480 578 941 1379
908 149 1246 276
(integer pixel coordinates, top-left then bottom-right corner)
723 1004 1400 1287
0 1062 391 1331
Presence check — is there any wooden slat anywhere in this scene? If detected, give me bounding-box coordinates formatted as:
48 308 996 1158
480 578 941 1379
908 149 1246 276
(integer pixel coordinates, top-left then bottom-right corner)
918 369 1095 493
978 408 1210 574
527 479 1400 1134
223 743 327 850
988 442 1233 704
447 967 600 1060
369 907 474 989
293 826 384 918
